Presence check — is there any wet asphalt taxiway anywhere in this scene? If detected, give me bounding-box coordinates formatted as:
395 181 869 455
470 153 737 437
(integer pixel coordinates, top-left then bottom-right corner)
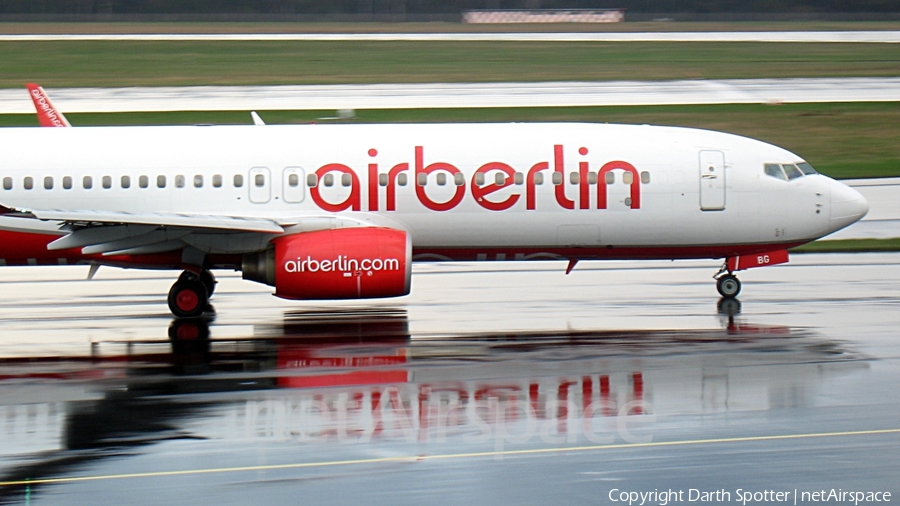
0 253 898 505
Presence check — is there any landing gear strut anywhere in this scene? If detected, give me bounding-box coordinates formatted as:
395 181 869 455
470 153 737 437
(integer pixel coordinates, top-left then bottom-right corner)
168 270 213 318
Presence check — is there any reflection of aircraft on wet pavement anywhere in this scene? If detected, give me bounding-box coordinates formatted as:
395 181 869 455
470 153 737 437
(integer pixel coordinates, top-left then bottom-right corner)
0 85 869 317
0 306 868 502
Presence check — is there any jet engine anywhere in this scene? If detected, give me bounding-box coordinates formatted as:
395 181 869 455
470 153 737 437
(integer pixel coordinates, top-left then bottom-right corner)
242 227 412 300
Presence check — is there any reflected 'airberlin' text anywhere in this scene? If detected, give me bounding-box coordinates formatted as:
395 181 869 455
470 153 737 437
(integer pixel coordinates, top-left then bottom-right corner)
220 386 655 454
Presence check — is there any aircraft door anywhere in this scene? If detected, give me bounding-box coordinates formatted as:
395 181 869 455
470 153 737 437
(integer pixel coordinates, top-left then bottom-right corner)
249 167 271 203
282 167 306 203
699 150 725 211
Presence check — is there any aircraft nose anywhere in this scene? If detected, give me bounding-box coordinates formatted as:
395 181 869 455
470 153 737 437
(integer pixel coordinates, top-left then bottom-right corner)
830 179 869 231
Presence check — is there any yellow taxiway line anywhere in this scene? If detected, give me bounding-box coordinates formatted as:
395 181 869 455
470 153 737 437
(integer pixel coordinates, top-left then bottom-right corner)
1 428 897 487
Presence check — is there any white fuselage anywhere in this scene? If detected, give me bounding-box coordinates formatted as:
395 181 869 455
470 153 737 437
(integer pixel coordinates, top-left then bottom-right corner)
0 123 867 265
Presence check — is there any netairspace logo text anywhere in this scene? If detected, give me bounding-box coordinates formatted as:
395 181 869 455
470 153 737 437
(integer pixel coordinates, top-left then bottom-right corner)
608 488 892 506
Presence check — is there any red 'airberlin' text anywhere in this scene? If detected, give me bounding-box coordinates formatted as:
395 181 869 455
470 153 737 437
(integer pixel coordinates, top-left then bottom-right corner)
309 145 641 213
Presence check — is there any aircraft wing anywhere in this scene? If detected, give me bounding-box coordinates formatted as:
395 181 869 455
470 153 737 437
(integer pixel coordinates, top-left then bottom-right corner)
0 208 284 257
30 209 285 234
0 207 399 257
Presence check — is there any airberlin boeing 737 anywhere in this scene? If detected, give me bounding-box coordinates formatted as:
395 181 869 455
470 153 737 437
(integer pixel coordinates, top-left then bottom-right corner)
0 109 868 317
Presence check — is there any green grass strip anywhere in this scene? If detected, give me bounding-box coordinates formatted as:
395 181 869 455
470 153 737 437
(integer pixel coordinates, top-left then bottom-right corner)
1 40 899 88
792 238 900 253
6 21 900 35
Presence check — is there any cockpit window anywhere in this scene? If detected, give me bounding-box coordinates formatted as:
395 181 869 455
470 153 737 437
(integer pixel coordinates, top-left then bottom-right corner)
797 162 817 175
765 162 816 181
782 164 804 180
764 163 787 181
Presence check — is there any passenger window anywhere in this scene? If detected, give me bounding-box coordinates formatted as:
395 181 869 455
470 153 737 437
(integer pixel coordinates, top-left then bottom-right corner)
623 172 634 185
3 177 11 190
782 164 803 180
495 173 506 185
233 174 244 188
475 173 485 186
514 173 524 185
307 174 318 187
397 173 408 186
552 172 562 185
83 176 92 189
157 175 166 188
175 175 185 188
323 174 334 187
765 164 787 181
534 173 544 185
102 176 112 189
417 173 427 186
569 172 579 184
121 175 131 189
379 174 388 187
63 176 72 190
139 175 149 188
436 173 447 186
213 174 223 188
341 173 351 187
44 176 53 190
254 174 265 187
605 172 615 184
24 177 33 190
587 172 597 185
641 171 651 184
288 173 299 187
194 175 203 188
455 173 465 186
797 162 817 175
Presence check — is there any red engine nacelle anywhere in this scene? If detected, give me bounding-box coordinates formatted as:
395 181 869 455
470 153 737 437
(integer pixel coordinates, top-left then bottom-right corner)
242 227 412 300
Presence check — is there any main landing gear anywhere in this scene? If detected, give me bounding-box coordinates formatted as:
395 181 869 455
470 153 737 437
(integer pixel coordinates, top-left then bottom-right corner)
167 270 216 318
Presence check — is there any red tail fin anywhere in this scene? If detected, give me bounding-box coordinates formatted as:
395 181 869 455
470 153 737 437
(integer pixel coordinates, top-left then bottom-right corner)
26 83 70 127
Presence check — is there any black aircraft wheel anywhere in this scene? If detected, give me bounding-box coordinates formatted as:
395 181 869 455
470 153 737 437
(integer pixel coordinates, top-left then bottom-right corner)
168 279 209 318
200 270 217 297
179 270 216 297
716 274 742 298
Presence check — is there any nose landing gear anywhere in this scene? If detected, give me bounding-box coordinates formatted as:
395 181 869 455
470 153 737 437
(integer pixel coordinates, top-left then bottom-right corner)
168 270 215 318
713 249 790 299
716 273 741 298
714 261 742 299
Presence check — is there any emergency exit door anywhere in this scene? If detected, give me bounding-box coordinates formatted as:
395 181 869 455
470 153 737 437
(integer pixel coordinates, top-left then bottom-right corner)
699 150 725 211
